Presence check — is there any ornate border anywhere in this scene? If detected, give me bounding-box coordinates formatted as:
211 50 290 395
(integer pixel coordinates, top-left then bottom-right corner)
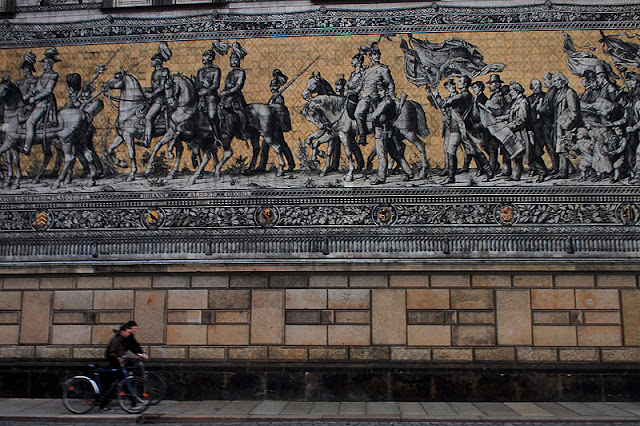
2 3 640 48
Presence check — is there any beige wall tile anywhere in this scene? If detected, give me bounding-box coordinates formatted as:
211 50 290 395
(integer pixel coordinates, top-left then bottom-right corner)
533 326 577 346
559 348 599 362
407 289 449 310
269 346 307 361
432 348 472 361
350 347 389 361
309 347 348 361
350 275 387 288
99 311 131 324
134 290 166 344
451 289 494 309
36 346 71 359
286 325 327 345
533 311 570 325
431 275 470 288
92 325 117 345
575 289 620 310
472 275 511 288
458 311 495 324
0 325 19 344
72 347 104 359
77 276 112 289
228 346 267 360
578 326 622 346
21 291 52 344
166 325 207 345
328 289 369 309
531 289 575 310
513 274 552 288
496 290 532 345
0 291 21 310
150 346 187 359
372 289 406 345
555 274 595 288
602 348 640 362
0 346 35 358
230 275 268 288
167 290 208 310
583 311 620 324
113 276 151 289
40 277 75 289
152 275 190 288
0 312 19 324
474 347 515 362
251 290 284 344
53 291 93 310
390 347 431 361
334 311 369 324
189 347 225 359
453 325 495 346
328 325 370 345
270 275 308 288
407 325 451 346
94 290 133 310
191 275 228 288
622 290 640 345
215 311 249 324
309 275 348 288
597 274 637 288
208 324 250 345
389 274 429 287
52 312 85 324
168 310 202 324
286 289 327 309
4 277 38 290
516 348 557 362
209 290 250 309
52 325 91 345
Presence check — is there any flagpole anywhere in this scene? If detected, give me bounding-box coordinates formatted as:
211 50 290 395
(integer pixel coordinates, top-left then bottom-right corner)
599 30 630 90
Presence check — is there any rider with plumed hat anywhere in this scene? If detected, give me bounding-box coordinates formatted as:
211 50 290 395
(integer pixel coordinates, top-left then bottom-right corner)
143 42 172 148
219 41 251 140
197 41 226 143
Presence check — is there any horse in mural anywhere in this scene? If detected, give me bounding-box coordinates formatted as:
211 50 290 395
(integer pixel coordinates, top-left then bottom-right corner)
301 73 431 180
0 78 100 189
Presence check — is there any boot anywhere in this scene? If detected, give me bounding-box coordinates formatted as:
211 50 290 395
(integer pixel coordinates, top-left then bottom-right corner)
460 154 472 173
444 154 457 184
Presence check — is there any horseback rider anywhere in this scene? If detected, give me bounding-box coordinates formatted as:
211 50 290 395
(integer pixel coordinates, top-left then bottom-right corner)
23 47 60 155
354 42 396 146
219 41 251 140
345 47 367 121
17 52 37 100
196 45 223 143
143 42 172 148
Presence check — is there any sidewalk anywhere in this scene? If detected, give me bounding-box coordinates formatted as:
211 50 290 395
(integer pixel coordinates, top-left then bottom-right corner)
3 399 640 423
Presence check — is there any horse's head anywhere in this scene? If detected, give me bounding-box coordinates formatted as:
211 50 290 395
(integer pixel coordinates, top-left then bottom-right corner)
302 72 321 100
0 78 10 99
103 68 127 91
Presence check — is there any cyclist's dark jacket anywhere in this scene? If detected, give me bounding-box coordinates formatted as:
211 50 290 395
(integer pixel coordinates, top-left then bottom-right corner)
105 333 128 368
124 335 143 355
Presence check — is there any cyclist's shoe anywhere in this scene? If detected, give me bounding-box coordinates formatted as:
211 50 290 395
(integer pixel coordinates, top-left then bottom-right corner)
100 406 113 412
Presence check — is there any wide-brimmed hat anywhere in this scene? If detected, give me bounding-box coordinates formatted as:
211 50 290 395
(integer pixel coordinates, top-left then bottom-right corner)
40 47 61 63
486 74 504 84
19 51 36 71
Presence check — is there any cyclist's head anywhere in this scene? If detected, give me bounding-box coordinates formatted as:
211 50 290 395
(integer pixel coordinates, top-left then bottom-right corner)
125 321 138 334
118 324 131 337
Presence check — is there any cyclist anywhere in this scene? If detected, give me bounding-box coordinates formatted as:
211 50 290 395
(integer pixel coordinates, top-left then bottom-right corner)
99 324 132 411
124 321 149 361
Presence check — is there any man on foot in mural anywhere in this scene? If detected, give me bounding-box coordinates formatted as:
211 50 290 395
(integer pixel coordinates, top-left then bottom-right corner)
537 72 560 176
259 68 295 172
143 42 172 148
484 74 507 177
23 47 60 155
528 78 551 179
219 42 252 141
354 42 396 147
551 72 582 179
196 47 222 146
369 80 398 185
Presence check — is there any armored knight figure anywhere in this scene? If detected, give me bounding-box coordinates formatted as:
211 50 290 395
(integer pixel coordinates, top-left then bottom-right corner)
196 42 225 142
219 41 251 140
143 42 172 148
23 47 60 155
17 52 37 100
354 42 396 146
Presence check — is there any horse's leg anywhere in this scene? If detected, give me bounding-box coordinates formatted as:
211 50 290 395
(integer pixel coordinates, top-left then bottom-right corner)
403 130 429 179
107 135 128 169
34 142 54 184
247 131 261 172
340 132 355 182
277 132 295 172
53 141 75 189
319 133 337 177
167 138 184 180
11 149 22 190
214 139 233 179
265 136 285 177
124 133 137 182
2 151 11 188
81 147 97 187
145 129 175 174
188 149 210 185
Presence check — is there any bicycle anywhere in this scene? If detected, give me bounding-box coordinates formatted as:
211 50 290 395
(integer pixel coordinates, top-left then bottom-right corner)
134 359 167 405
62 361 151 414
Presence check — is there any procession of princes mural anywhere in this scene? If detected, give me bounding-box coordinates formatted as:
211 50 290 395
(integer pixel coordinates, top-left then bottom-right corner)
1 30 640 190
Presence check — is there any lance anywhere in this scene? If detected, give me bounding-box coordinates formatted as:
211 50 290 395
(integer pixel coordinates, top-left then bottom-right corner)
269 55 320 102
85 46 124 88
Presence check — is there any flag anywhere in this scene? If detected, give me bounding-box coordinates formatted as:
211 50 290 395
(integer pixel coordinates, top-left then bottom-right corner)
599 31 640 68
562 32 616 77
400 35 505 87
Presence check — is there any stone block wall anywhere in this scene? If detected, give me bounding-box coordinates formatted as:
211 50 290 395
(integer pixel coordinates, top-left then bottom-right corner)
1 268 639 365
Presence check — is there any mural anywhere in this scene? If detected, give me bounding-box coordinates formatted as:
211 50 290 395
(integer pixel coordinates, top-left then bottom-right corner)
1 29 640 191
0 4 639 261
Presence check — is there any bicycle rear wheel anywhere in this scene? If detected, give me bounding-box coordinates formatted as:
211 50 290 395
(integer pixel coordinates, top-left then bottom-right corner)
145 372 167 405
116 376 151 414
62 377 98 414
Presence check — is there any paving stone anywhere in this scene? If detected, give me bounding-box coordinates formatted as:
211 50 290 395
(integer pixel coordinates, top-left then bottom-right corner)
474 402 521 417
280 402 313 415
450 402 484 417
398 401 427 417
366 402 399 416
339 402 366 415
505 402 555 417
216 400 261 414
420 402 459 416
251 400 288 415
309 402 340 415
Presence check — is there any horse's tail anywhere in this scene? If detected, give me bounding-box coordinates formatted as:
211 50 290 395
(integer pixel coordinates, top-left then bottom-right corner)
408 100 430 138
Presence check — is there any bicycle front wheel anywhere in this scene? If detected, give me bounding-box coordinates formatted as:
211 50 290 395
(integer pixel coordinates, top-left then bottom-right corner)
62 377 98 414
116 377 151 414
145 372 167 405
